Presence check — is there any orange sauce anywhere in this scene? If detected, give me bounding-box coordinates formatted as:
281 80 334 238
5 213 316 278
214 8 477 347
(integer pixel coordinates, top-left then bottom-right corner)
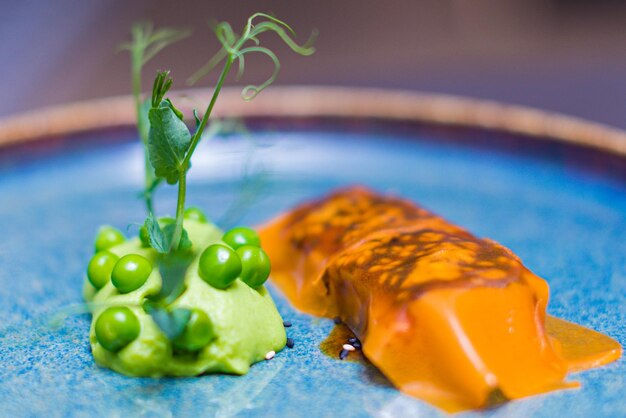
259 187 622 412
319 324 365 363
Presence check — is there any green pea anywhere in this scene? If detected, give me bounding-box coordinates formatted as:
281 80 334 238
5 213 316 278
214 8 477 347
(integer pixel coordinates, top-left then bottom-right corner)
237 245 271 288
198 244 242 289
173 309 215 351
111 254 152 293
184 207 208 223
95 306 140 352
94 226 125 252
222 227 261 250
87 251 119 290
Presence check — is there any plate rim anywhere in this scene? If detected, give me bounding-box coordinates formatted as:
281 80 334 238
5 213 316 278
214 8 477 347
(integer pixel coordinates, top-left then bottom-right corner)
0 86 625 157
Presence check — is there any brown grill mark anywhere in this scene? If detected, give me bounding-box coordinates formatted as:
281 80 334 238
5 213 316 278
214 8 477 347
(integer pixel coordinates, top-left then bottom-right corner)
283 187 524 303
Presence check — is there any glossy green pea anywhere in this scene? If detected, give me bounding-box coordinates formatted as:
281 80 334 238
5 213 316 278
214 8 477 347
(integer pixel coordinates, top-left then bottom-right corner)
94 226 125 252
237 245 271 288
222 227 261 250
184 207 208 223
173 309 215 351
95 306 140 352
198 244 242 289
111 254 152 293
87 251 119 290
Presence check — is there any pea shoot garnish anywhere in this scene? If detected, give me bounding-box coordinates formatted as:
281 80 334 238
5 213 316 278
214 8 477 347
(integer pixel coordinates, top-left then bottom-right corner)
136 13 314 341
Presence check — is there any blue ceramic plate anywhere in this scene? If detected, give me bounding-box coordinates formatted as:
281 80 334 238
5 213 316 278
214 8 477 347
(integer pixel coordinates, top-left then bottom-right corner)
0 95 624 418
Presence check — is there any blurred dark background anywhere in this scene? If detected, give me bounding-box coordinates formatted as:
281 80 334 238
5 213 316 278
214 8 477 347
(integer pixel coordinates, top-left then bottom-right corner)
2 0 626 129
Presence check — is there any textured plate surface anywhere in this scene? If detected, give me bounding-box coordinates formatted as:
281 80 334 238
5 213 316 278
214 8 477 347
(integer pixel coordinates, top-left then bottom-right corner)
0 126 624 418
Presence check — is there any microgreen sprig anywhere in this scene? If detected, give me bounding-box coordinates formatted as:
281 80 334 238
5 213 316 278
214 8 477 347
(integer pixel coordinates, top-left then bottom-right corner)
140 13 315 337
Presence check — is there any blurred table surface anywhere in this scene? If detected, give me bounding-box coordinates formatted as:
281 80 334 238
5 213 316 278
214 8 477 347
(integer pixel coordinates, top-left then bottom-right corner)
2 0 626 130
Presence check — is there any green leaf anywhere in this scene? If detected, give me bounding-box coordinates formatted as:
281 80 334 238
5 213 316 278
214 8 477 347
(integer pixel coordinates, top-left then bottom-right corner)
142 218 194 305
148 102 192 184
143 214 193 254
146 305 191 340
143 213 167 253
151 70 173 108
157 251 194 304
162 224 193 252
165 98 184 121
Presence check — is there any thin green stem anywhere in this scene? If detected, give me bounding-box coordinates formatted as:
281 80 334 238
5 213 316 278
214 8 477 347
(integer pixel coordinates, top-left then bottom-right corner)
131 46 157 214
169 170 187 252
182 56 234 169
167 56 234 253
131 53 146 143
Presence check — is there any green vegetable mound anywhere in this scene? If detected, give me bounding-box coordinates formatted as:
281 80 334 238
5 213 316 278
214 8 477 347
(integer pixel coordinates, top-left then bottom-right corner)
84 219 286 377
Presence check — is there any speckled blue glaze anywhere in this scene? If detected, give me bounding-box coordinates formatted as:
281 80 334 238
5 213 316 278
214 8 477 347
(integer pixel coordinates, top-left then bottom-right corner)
0 128 624 418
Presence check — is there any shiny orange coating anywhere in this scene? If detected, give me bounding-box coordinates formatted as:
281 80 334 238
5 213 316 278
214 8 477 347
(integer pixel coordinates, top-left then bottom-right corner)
259 186 621 412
